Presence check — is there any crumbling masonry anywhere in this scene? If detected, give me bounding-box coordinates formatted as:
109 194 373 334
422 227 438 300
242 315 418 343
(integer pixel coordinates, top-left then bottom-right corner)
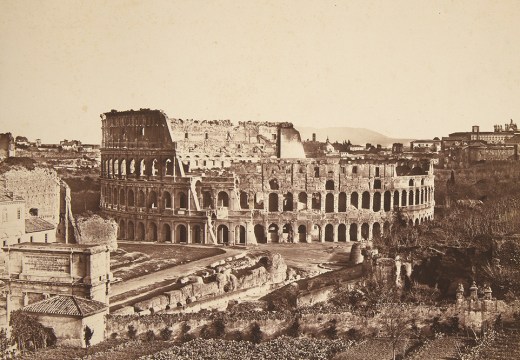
100 109 434 245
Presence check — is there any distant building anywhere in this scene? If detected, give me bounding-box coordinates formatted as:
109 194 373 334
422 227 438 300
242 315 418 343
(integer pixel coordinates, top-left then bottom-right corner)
392 143 404 154
59 140 82 151
410 138 441 153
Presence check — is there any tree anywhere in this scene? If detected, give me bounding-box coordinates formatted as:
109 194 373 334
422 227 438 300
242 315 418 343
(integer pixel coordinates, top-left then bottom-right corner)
160 326 173 341
287 317 301 338
382 304 413 360
9 311 51 351
250 322 263 344
0 328 10 358
84 325 94 348
213 318 226 338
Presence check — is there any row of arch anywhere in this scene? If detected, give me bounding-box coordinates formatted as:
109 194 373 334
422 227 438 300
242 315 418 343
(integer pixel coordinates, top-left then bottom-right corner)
102 185 434 214
117 215 433 243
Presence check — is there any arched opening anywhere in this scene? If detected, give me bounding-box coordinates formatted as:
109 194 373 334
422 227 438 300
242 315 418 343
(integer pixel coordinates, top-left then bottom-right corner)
325 193 334 213
148 190 158 208
384 191 391 212
127 221 134 240
408 219 414 226
137 190 145 207
202 191 213 208
269 193 279 212
268 223 279 243
129 159 135 175
373 222 381 240
107 159 112 177
283 193 293 211
415 190 420 205
338 192 347 212
139 159 146 176
112 188 117 205
349 223 358 241
236 225 246 244
415 218 419 226
373 192 381 212
254 224 266 243
149 222 158 241
151 159 159 176
120 159 126 176
362 191 370 209
192 225 202 244
351 192 359 209
127 189 135 207
118 219 126 239
393 191 399 208
119 189 126 206
165 159 174 176
338 224 347 242
373 179 381 189
217 191 229 208
176 224 187 243
136 222 145 241
361 223 369 240
240 191 249 209
409 190 414 206
311 192 321 210
297 192 307 210
402 190 408 206
310 224 321 242
282 224 293 242
254 193 264 209
298 225 307 242
162 224 171 242
409 179 414 186
325 224 334 241
163 191 172 209
325 180 334 190
178 192 187 209
269 179 279 190
217 225 229 244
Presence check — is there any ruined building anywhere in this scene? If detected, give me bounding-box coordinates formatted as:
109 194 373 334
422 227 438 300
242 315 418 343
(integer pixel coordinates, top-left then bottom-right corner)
100 109 434 245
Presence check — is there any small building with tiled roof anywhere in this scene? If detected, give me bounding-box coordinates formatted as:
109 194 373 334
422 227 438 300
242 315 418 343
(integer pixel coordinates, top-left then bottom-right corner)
21 295 108 347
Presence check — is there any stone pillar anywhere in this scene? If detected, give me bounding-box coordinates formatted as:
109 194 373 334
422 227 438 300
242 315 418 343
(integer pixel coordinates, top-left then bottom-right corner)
334 193 339 213
320 225 325 242
187 224 192 244
333 224 339 242
368 223 373 240
357 224 362 241
320 193 325 213
278 194 284 213
307 194 312 211
369 193 373 211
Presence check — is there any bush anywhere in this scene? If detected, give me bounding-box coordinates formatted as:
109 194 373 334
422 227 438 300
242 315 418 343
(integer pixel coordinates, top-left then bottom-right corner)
287 317 301 338
325 320 338 340
200 325 212 339
110 332 118 339
127 325 137 340
160 327 173 341
145 330 155 342
213 318 226 338
250 322 263 344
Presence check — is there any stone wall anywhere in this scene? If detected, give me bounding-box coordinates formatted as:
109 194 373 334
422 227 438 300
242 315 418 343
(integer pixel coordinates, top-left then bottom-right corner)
74 215 118 250
116 252 287 315
0 167 61 226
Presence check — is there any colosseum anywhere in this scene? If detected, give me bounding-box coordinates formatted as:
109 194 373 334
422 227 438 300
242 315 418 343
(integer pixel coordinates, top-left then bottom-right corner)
100 109 434 245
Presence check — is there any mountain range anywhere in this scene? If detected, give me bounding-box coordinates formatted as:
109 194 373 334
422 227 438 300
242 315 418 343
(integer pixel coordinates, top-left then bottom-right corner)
298 126 413 147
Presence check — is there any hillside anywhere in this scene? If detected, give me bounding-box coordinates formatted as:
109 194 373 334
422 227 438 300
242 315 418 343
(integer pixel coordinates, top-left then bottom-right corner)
298 126 412 147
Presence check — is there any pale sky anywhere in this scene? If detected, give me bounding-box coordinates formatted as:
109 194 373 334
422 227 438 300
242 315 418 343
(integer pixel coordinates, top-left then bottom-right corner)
1 0 520 144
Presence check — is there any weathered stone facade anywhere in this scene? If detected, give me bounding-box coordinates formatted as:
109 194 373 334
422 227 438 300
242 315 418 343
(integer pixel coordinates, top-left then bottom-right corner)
100 109 434 245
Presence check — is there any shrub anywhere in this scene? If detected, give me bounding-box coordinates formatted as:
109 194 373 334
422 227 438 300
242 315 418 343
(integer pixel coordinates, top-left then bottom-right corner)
200 325 212 339
287 317 301 337
145 330 155 342
127 325 137 340
160 327 173 341
110 332 118 339
213 318 226 338
250 322 263 344
325 320 338 340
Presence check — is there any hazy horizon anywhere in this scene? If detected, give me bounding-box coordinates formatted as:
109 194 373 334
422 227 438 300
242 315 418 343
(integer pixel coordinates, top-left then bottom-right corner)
1 0 520 144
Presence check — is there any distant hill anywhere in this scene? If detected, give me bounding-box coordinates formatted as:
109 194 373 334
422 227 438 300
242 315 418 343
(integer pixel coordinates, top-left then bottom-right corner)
298 126 412 147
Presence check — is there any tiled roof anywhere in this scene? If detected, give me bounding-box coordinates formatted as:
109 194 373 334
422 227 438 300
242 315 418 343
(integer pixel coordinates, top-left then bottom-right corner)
22 295 107 317
25 218 55 233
